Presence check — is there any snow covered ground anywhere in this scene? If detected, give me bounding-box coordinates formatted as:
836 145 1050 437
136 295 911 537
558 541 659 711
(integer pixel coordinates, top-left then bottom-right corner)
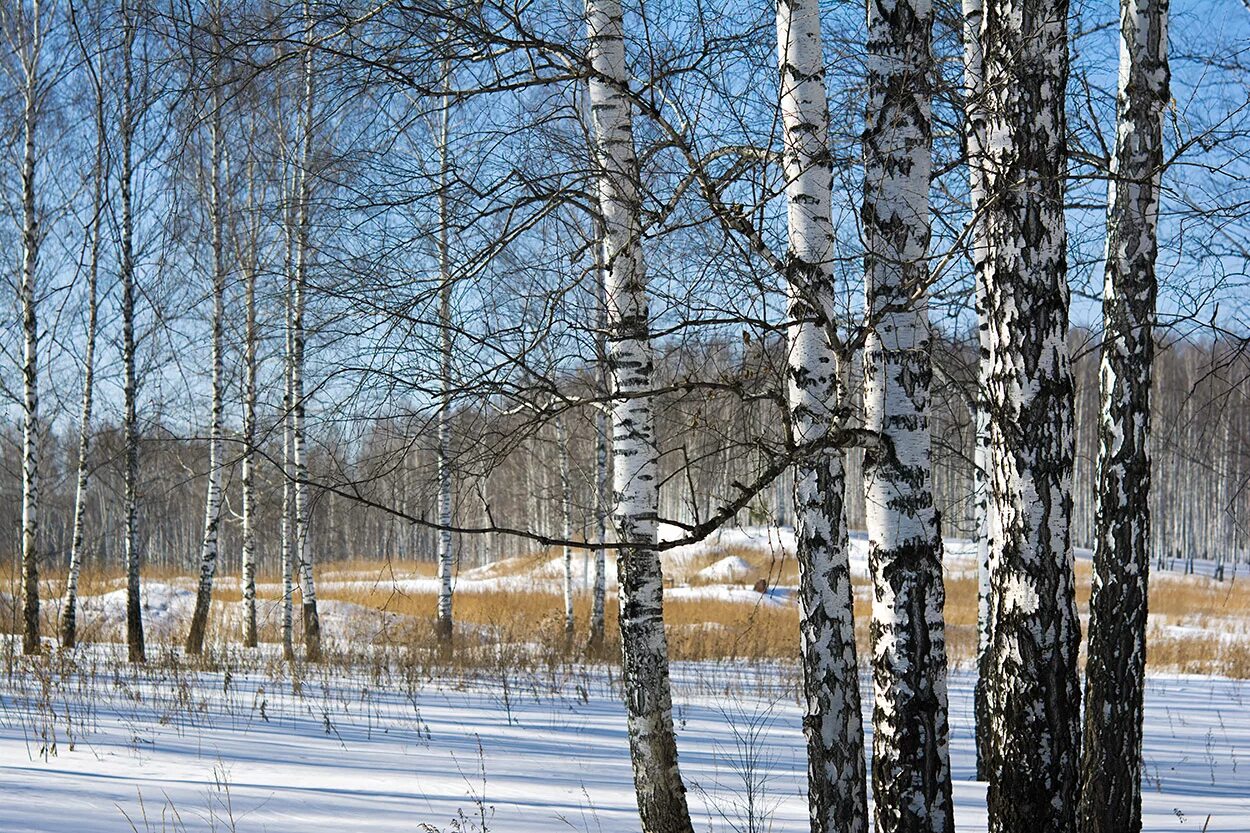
2 650 1247 832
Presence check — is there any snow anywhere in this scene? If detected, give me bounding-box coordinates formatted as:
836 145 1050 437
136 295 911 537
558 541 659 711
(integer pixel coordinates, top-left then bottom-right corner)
81 581 197 640
694 555 753 582
2 650 1248 832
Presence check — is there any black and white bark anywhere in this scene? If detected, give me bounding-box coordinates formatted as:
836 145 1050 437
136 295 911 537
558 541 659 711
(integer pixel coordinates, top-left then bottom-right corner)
187 57 227 656
13 0 45 656
60 36 106 650
587 0 693 828
293 2 321 660
777 2 869 831
1078 0 1168 829
862 0 955 825
435 66 455 646
281 231 297 660
240 171 260 649
588 217 610 654
959 0 994 782
979 0 1082 826
120 0 145 664
556 410 575 640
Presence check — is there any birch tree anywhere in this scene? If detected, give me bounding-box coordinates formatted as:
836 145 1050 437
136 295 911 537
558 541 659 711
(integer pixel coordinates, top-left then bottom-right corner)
586 0 693 827
281 210 297 660
979 0 1081 825
60 15 106 650
959 0 994 781
120 0 145 664
293 1 321 660
556 410 575 640
187 22 228 655
239 138 262 649
776 2 869 830
861 0 954 824
435 65 455 646
588 215 609 654
1079 0 1169 828
4 0 48 656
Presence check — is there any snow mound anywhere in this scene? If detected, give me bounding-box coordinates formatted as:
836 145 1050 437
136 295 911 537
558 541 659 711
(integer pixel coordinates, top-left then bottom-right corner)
695 555 752 582
81 581 196 640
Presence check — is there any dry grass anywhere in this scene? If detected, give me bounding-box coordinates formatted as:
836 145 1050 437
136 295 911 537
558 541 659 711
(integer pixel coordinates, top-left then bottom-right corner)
3 545 1250 676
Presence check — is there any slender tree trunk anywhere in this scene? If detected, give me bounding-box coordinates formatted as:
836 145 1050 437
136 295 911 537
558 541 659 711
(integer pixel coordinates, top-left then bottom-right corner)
187 71 227 656
18 5 43 655
862 0 954 826
281 143 297 661
435 66 455 646
776 3 869 831
120 0 145 664
587 0 693 828
960 0 995 781
980 0 1081 826
1078 0 1168 829
589 218 610 654
61 44 106 650
556 411 575 640
17 125 38 654
241 168 260 649
293 2 320 660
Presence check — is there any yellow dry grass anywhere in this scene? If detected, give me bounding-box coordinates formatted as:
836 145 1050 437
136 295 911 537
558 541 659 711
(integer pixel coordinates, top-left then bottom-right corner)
3 545 1249 676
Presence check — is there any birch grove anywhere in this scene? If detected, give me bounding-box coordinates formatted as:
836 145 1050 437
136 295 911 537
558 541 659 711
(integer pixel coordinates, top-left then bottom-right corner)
861 0 954 824
1079 0 1170 828
4 1 1250 828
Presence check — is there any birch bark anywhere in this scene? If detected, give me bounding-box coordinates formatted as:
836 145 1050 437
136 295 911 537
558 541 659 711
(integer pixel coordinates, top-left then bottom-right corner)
435 67 455 645
589 216 610 653
60 45 104 649
121 0 145 664
776 1 869 830
862 0 954 824
293 2 321 660
187 63 227 656
979 0 1082 826
586 0 693 827
17 0 43 656
959 0 994 781
240 151 260 648
1079 0 1168 829
556 411 575 640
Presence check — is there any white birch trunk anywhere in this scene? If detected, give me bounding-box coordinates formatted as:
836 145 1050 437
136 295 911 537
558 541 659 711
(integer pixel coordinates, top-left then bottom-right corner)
241 220 259 648
862 0 954 825
556 411 575 639
60 44 105 651
1079 0 1168 828
979 0 1082 826
435 68 455 645
293 2 321 660
121 0 145 663
587 0 693 827
960 0 995 781
776 2 869 830
18 12 41 655
589 217 610 653
187 72 227 656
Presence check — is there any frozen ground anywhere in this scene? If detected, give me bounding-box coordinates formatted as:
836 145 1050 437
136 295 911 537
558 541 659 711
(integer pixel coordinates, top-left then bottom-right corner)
1 650 1247 832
